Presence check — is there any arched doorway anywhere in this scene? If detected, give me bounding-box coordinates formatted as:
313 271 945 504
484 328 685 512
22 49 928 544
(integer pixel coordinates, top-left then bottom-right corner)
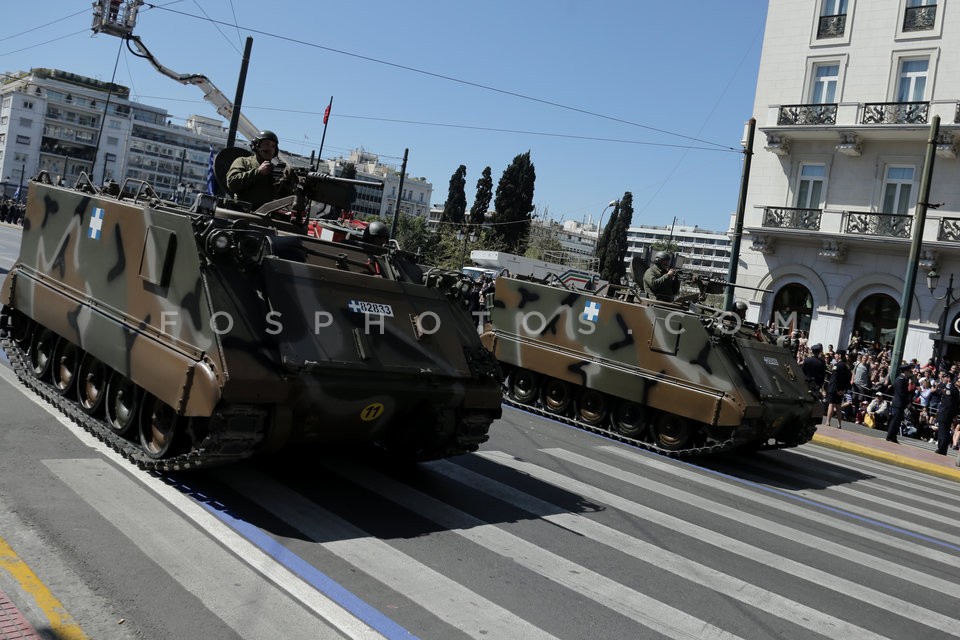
853 293 900 348
770 283 813 333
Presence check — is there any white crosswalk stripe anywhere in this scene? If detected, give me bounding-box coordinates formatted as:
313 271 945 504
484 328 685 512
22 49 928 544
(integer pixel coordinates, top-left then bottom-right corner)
452 453 958 636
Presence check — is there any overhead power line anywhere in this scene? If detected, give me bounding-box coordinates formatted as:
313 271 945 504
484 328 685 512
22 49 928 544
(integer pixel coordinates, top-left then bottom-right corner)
147 3 740 152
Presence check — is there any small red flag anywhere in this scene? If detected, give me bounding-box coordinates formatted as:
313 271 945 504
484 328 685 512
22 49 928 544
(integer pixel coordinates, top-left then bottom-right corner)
323 101 331 125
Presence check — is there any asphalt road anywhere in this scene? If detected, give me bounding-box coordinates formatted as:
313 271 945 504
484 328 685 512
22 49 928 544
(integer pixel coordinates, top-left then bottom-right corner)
1 368 959 639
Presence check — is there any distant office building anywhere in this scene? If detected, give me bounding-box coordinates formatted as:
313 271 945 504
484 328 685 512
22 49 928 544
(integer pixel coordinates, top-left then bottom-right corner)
317 149 432 220
741 1 960 361
626 224 732 280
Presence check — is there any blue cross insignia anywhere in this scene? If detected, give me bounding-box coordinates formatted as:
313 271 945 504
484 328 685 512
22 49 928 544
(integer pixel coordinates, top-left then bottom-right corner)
88 207 105 240
582 300 601 322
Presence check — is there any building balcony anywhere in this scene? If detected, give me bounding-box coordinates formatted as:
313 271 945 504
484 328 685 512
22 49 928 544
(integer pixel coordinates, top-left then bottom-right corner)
861 101 929 125
903 4 936 32
762 206 822 231
762 100 957 152
748 207 960 265
817 13 846 39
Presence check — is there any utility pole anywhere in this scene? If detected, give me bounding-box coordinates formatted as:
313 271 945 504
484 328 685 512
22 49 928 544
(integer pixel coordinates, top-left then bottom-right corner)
724 118 755 311
890 115 940 379
390 148 409 239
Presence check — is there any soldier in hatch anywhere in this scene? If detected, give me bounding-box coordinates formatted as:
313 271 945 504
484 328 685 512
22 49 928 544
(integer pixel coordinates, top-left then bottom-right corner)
226 130 298 210
643 251 681 302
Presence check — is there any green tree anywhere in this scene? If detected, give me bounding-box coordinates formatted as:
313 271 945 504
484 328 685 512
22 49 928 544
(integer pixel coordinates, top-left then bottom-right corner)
601 192 634 284
441 164 467 224
340 162 357 180
469 166 493 225
595 203 619 275
492 151 536 254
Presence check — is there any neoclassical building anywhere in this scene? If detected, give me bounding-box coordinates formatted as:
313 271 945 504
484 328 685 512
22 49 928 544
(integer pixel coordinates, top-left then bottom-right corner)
739 0 960 361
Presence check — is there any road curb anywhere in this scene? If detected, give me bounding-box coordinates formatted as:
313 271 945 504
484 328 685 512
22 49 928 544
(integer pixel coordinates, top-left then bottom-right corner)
811 433 960 483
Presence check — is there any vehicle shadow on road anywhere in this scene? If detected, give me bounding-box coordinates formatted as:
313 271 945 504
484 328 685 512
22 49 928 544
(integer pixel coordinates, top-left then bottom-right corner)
159 445 606 544
691 447 875 491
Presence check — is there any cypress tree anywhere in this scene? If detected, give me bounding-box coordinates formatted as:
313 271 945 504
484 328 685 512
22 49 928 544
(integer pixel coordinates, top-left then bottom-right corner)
441 164 467 224
492 151 536 254
469 166 493 225
602 192 634 284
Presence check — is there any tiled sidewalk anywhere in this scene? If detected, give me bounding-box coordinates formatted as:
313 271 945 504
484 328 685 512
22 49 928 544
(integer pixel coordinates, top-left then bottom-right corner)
0 589 42 640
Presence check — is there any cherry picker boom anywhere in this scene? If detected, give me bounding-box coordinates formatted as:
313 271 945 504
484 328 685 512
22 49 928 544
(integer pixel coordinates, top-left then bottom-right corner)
90 0 261 145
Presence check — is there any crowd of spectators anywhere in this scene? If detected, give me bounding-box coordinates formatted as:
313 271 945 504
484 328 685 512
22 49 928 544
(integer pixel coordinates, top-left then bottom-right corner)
783 328 960 453
0 199 25 225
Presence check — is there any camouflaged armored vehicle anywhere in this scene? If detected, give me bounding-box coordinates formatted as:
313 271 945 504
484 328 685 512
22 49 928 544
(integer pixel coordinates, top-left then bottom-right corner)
482 274 820 456
0 169 501 470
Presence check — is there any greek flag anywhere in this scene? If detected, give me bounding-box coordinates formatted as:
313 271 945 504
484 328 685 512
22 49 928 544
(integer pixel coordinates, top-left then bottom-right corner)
205 145 215 195
12 186 20 202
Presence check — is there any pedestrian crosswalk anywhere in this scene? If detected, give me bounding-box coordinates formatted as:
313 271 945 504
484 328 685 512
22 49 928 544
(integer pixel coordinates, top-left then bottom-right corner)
46 436 960 639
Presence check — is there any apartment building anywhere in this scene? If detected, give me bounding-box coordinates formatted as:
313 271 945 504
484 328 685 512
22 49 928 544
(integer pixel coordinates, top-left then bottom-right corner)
0 68 226 202
740 0 959 361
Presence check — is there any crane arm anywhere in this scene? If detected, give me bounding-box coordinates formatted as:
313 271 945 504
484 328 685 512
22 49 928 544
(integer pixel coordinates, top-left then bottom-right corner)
125 36 261 143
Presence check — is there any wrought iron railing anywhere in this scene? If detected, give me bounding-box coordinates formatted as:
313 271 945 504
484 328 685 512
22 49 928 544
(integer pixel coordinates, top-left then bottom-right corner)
762 207 822 230
777 104 837 125
937 217 960 242
844 211 912 238
817 13 847 38
903 4 937 31
861 101 929 125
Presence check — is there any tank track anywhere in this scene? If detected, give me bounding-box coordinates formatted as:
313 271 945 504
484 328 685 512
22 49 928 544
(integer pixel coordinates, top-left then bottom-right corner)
2 335 264 472
503 392 809 459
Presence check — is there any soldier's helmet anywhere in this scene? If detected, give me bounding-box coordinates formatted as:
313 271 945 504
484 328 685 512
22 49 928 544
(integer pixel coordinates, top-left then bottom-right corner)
363 220 390 245
251 130 280 153
653 250 671 265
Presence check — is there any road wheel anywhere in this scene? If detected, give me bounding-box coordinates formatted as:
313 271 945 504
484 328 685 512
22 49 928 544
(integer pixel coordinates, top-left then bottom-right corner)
509 369 539 405
27 328 54 380
653 413 694 451
576 389 609 427
8 310 32 347
77 355 107 416
105 372 140 436
541 378 572 415
51 338 80 397
613 400 648 438
139 394 180 459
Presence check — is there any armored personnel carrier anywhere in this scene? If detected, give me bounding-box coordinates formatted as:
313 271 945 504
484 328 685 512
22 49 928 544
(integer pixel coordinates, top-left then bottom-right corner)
0 170 501 470
482 273 820 457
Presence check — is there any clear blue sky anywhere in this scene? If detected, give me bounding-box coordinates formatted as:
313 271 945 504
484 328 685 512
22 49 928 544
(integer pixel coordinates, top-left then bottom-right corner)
2 1 768 231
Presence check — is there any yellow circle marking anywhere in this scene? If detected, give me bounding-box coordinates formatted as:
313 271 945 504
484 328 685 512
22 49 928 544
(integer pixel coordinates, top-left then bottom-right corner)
360 402 385 422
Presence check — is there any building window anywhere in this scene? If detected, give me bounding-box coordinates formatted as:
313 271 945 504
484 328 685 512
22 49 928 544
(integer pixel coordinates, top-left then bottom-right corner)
0 116 6 126
107 136 118 146
881 166 915 214
15 135 30 145
897 58 928 102
19 118 32 128
904 0 937 31
22 100 33 110
796 164 827 208
853 294 900 346
818 0 848 38
771 284 813 333
811 64 840 103
2 97 10 108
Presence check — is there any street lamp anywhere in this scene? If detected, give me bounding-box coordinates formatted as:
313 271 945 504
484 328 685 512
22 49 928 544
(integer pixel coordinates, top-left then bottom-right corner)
457 225 479 270
927 269 957 373
593 199 619 258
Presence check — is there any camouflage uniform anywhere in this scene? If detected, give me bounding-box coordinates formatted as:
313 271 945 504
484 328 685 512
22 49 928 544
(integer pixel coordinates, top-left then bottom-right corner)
226 155 296 210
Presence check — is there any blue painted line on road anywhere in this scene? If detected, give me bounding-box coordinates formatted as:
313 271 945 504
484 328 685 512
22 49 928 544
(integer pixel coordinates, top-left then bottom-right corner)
504 405 960 553
180 485 418 640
